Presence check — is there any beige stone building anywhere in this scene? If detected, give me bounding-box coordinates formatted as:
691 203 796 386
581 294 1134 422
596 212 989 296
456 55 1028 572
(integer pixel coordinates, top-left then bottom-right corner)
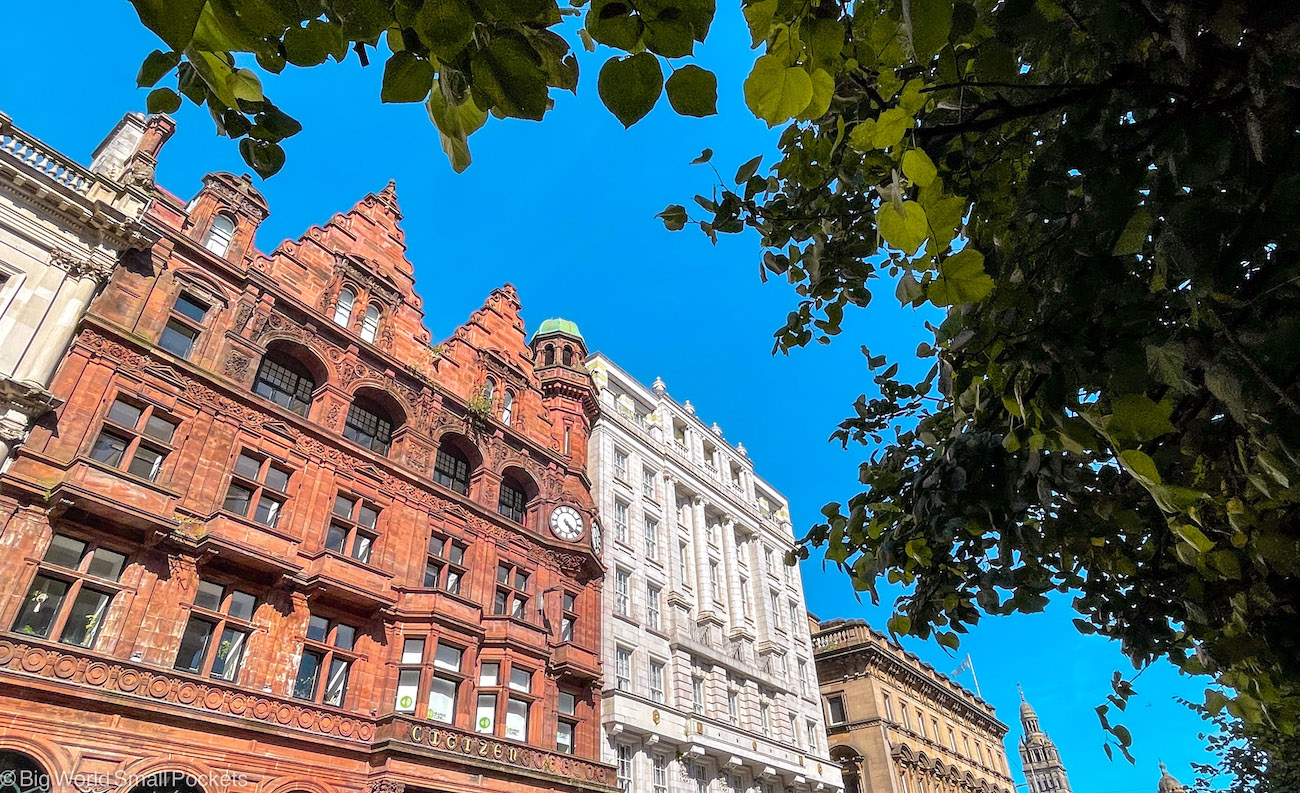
0 110 163 466
810 618 1015 793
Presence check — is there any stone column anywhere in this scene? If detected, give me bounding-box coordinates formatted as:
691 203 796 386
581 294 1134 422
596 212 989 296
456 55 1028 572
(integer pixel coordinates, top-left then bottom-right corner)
691 496 712 611
720 516 743 626
13 260 102 386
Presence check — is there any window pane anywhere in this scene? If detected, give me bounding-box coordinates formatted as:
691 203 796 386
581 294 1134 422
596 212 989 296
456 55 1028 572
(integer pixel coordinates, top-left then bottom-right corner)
195 581 224 611
159 320 198 358
127 445 165 481
333 623 356 652
435 643 462 672
511 596 527 620
234 453 262 480
333 289 355 327
173 617 215 673
509 667 531 693
434 448 469 495
514 571 529 591
325 523 348 553
306 615 329 643
402 638 425 665
561 616 574 642
323 657 350 706
254 495 282 527
446 568 462 594
351 532 374 563
496 564 510 584
333 494 355 518
107 402 143 431
558 692 576 715
89 431 129 467
43 535 86 569
223 482 254 516
264 465 290 493
429 676 456 723
143 414 177 443
343 403 392 455
395 669 420 712
254 356 315 417
424 561 441 588
493 589 508 615
59 588 112 648
479 663 499 686
557 721 574 754
361 305 380 343
12 576 69 639
428 535 446 556
209 627 249 681
498 481 526 523
505 698 529 741
358 505 379 529
174 294 209 322
293 649 323 699
228 590 257 621
87 548 127 581
476 694 497 734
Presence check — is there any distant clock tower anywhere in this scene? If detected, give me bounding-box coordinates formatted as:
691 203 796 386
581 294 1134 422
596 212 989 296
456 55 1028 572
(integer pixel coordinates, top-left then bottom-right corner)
1018 686 1074 792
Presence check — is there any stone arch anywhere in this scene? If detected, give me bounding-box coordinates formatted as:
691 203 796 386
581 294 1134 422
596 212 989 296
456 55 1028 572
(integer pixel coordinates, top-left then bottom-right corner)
252 339 331 417
0 737 69 793
347 383 411 428
115 756 225 793
258 777 339 793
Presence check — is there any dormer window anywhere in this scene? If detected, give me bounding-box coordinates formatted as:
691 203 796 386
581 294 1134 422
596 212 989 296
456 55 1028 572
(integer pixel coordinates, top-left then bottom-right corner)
203 214 237 257
333 288 356 328
360 304 381 343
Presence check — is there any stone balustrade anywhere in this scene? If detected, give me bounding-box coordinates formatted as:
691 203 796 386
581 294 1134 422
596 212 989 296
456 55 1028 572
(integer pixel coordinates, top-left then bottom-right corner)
0 114 95 195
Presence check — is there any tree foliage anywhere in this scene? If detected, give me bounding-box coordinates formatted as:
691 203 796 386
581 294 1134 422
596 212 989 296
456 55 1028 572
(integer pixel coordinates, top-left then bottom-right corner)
660 0 1300 762
1191 703 1300 792
127 0 718 175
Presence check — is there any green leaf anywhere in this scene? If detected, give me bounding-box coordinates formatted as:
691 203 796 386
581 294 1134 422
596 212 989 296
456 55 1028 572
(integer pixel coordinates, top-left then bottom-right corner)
238 138 285 178
129 0 205 51
258 104 302 139
878 201 929 256
146 87 182 115
903 149 938 187
909 0 954 60
645 8 695 58
426 81 488 173
414 0 475 61
1173 523 1216 554
735 155 763 185
658 204 688 231
1104 394 1175 443
887 615 912 635
381 52 434 103
665 65 717 118
797 68 834 121
137 50 180 88
598 53 664 128
929 249 993 305
588 0 644 50
187 49 240 109
872 107 911 149
1112 208 1154 256
472 33 550 121
284 20 342 67
691 149 713 165
1119 449 1161 485
742 0 778 47
530 29 580 93
229 68 263 104
744 55 813 127
936 631 960 650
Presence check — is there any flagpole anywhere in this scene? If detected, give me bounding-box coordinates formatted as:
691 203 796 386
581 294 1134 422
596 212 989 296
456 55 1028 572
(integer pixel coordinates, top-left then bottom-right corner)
968 655 983 699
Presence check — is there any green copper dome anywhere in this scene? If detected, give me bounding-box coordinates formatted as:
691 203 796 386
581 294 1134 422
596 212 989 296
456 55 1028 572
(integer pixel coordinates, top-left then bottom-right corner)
535 317 583 340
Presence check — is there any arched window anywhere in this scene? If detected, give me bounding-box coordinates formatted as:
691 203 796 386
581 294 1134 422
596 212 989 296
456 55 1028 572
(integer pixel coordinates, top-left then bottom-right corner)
501 391 514 426
253 347 316 417
333 288 356 328
484 377 496 401
360 304 381 343
434 442 471 495
562 346 574 366
203 214 236 257
543 345 555 366
343 397 393 455
1 752 51 793
498 475 528 524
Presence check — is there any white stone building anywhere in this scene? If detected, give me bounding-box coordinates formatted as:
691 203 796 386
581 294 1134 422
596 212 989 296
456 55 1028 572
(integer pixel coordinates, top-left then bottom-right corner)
0 110 163 467
585 352 842 793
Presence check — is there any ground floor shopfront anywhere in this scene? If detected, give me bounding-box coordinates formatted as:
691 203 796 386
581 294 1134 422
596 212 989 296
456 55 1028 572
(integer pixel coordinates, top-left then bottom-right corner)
0 644 616 793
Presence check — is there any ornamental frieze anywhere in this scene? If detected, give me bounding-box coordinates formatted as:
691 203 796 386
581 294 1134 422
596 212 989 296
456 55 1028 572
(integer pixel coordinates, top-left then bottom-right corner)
0 638 373 744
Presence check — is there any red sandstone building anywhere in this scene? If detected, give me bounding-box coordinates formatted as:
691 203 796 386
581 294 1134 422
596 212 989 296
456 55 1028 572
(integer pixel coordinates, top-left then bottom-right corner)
0 117 612 793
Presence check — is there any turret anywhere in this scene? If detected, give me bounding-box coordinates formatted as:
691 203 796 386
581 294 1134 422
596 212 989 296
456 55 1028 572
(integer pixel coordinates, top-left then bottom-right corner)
530 319 598 467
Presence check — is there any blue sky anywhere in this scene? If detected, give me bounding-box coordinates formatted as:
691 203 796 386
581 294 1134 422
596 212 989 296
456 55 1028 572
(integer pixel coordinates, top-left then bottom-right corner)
1 2 1212 789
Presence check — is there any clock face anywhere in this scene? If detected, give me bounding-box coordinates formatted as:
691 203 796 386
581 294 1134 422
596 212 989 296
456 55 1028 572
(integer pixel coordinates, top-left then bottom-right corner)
591 521 603 554
550 505 584 541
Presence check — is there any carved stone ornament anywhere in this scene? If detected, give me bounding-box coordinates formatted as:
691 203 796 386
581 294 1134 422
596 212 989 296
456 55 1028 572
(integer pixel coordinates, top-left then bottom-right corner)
223 350 252 381
48 248 113 281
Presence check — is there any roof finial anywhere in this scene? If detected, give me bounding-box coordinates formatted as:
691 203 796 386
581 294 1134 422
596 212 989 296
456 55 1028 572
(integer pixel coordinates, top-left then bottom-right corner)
1018 682 1026 701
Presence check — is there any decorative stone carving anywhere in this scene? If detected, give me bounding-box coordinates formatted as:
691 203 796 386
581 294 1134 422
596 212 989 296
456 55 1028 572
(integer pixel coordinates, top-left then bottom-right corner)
223 350 252 381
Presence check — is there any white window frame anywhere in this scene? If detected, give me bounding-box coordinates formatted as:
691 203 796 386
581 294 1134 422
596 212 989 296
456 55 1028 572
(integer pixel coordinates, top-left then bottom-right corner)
615 569 631 616
616 646 633 691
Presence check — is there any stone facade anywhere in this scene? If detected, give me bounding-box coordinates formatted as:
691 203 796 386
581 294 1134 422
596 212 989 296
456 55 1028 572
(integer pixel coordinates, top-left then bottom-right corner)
810 619 1015 793
0 111 160 467
584 356 841 793
1017 690 1071 793
0 130 613 793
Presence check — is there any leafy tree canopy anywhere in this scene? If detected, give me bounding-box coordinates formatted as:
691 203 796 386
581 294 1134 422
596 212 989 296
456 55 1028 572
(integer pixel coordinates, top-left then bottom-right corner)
129 0 719 175
125 0 1300 771
662 0 1300 764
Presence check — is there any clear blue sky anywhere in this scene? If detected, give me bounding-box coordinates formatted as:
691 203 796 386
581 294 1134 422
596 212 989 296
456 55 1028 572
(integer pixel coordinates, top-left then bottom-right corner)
2 2 1211 790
